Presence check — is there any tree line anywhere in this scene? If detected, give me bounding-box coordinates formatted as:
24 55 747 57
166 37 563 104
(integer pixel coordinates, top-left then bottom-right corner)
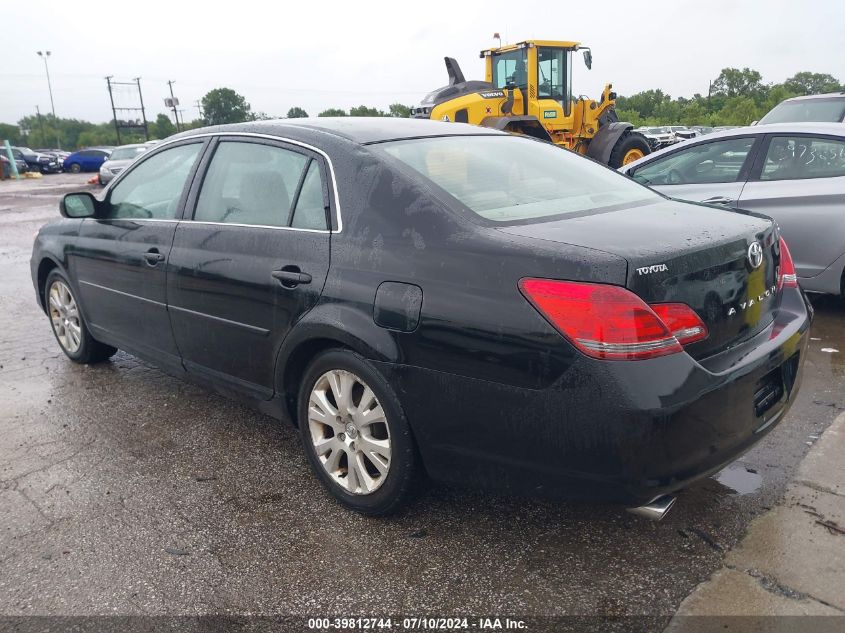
616 69 842 127
2 69 840 150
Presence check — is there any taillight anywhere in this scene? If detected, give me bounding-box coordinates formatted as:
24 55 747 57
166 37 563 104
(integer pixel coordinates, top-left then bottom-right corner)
650 303 708 345
519 279 684 361
777 237 798 290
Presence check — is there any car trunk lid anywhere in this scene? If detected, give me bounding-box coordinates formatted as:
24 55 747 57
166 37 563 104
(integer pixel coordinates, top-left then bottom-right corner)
499 199 780 360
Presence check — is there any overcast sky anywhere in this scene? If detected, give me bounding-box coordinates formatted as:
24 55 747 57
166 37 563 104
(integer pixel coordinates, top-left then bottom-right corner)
2 0 843 125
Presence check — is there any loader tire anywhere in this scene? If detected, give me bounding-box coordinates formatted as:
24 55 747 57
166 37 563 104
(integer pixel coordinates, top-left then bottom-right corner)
608 131 651 168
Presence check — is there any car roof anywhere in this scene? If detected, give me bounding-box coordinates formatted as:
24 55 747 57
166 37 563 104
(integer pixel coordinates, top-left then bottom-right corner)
621 121 845 172
171 117 505 145
781 92 845 102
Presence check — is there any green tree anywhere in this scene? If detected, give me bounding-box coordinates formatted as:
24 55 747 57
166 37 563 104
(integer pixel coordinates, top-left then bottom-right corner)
783 72 841 95
615 89 671 119
201 88 252 125
152 113 176 139
716 96 760 126
0 123 21 144
711 68 766 100
318 108 348 117
286 107 308 118
388 103 411 118
349 105 385 117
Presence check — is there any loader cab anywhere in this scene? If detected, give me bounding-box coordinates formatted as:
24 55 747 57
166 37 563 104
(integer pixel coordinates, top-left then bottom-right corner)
483 40 579 121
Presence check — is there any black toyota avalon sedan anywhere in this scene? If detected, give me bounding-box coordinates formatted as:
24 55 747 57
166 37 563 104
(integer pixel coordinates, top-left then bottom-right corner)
31 118 811 517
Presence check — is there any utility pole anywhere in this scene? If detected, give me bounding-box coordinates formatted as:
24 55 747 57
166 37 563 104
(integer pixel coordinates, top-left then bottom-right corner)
105 76 121 144
194 100 203 121
36 51 61 148
167 80 181 132
35 105 46 144
135 78 149 141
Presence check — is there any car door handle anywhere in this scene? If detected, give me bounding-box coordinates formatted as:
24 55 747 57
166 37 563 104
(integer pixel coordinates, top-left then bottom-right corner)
143 250 165 265
701 196 733 205
272 268 312 288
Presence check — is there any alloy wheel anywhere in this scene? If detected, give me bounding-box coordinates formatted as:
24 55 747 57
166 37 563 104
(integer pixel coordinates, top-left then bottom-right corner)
307 369 391 495
49 280 82 354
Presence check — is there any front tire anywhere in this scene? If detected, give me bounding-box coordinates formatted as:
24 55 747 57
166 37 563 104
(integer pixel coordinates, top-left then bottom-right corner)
608 131 651 168
45 270 116 364
298 349 419 515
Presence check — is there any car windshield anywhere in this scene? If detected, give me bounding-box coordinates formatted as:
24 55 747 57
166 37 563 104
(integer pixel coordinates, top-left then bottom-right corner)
378 135 659 223
109 147 145 161
648 128 668 134
759 98 845 124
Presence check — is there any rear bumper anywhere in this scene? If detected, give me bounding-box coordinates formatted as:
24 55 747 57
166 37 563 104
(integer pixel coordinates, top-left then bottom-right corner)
378 288 811 505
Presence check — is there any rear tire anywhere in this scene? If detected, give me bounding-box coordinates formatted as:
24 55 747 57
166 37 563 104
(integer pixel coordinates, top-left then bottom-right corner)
297 349 419 515
608 131 651 168
69 163 81 174
45 270 117 364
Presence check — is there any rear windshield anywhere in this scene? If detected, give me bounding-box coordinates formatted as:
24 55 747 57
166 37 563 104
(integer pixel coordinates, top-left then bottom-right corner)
759 98 845 124
378 135 658 222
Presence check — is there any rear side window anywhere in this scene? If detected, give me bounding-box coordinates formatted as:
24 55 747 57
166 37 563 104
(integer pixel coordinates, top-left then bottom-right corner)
290 162 328 230
631 137 756 186
194 141 326 228
761 136 845 181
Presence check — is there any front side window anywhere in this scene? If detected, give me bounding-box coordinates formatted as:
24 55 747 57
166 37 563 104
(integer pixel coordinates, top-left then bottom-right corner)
631 137 756 186
194 141 326 228
761 136 845 181
379 135 659 223
106 143 201 219
492 49 528 90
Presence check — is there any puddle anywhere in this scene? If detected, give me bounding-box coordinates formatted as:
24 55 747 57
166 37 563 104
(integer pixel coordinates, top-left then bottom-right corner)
714 462 763 495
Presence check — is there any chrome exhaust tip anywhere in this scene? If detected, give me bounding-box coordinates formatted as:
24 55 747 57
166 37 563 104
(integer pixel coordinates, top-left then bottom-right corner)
627 495 677 522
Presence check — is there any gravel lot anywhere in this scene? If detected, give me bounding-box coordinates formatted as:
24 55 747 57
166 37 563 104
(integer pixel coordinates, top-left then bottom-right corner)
1 173 843 629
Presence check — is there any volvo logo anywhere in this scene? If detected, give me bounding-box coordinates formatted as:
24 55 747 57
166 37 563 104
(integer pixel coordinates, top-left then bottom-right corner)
747 242 764 269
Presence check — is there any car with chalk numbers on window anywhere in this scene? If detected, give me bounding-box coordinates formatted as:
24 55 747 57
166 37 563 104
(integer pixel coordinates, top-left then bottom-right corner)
31 118 810 519
620 122 845 296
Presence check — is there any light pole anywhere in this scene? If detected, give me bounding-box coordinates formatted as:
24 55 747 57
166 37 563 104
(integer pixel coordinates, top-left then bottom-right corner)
36 51 61 149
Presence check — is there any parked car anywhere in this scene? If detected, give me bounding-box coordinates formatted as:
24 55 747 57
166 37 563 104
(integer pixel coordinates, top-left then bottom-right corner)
37 148 71 161
665 125 697 140
759 93 845 125
32 118 810 518
620 122 845 295
63 148 111 173
98 143 151 185
636 126 677 149
8 146 62 173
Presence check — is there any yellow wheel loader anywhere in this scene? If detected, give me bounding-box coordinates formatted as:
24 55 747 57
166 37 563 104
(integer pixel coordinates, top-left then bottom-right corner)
411 40 650 168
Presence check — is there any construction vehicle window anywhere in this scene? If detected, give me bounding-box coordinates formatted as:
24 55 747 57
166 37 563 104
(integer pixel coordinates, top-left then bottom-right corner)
379 136 659 223
538 48 566 100
492 50 527 90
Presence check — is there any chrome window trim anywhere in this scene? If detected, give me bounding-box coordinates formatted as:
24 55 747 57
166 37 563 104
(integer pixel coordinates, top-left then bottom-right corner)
121 131 344 233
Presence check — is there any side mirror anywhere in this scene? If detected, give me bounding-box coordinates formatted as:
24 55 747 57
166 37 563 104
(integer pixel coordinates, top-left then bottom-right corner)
582 50 593 70
60 192 98 218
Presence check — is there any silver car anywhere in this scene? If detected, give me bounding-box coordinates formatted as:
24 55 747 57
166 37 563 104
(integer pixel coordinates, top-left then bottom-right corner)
98 143 151 185
759 93 845 125
620 122 845 295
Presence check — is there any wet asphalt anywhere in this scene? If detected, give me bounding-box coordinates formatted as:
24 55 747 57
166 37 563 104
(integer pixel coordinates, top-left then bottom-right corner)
1 174 844 622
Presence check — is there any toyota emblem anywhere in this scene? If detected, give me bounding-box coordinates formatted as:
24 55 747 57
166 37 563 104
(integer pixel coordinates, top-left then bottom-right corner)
747 242 764 269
